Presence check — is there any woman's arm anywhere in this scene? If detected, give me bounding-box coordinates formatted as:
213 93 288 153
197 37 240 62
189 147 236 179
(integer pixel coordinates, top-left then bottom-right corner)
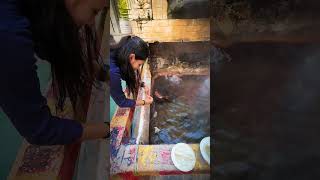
136 99 146 106
110 69 136 107
110 71 153 107
0 26 107 145
135 95 153 106
80 122 109 141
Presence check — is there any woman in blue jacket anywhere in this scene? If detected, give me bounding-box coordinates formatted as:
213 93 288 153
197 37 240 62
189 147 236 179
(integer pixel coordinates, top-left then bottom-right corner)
0 0 109 145
110 36 153 107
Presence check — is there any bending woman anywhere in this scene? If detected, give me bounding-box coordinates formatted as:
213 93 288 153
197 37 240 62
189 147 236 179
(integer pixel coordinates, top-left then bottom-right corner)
110 36 153 107
0 0 109 145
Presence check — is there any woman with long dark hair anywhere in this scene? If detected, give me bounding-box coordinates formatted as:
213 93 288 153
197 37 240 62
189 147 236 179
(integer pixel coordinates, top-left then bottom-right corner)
110 36 153 107
0 0 109 145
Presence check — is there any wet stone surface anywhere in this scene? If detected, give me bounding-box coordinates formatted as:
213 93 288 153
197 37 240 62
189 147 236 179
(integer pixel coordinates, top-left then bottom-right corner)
150 75 210 144
213 42 320 180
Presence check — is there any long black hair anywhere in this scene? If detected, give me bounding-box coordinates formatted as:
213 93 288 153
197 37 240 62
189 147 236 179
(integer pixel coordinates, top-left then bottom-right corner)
21 0 100 111
110 36 149 98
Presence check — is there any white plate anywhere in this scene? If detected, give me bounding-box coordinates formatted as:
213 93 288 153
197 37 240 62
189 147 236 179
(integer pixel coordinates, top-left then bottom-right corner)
200 137 210 164
171 143 196 172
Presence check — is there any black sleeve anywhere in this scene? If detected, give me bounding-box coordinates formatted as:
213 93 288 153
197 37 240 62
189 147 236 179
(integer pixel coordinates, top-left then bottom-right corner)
0 24 83 145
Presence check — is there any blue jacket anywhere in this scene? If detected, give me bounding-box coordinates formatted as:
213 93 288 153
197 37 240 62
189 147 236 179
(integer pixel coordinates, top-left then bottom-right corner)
0 0 83 145
110 51 136 107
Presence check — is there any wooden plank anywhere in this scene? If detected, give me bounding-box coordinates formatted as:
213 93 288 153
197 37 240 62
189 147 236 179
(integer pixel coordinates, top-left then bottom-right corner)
132 62 152 144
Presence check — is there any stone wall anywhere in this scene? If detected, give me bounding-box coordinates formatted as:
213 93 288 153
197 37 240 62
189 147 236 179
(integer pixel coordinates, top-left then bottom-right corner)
128 0 210 42
130 19 209 42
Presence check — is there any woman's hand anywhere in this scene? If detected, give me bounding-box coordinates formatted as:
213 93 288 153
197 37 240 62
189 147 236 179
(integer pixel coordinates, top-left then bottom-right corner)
145 95 153 105
80 122 109 141
136 95 153 106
